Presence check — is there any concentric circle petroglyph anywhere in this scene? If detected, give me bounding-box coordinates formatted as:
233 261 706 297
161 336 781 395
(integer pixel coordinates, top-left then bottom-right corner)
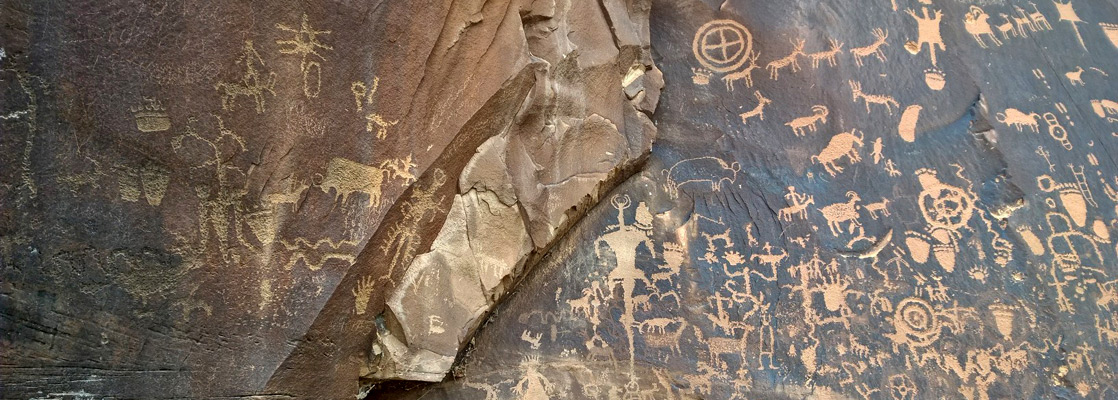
692 20 753 73
893 297 940 347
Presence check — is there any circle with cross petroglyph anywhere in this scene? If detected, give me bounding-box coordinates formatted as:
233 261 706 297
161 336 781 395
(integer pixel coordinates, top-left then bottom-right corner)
692 19 753 73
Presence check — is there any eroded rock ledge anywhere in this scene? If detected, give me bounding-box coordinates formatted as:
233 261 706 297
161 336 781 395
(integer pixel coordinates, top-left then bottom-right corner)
366 0 661 383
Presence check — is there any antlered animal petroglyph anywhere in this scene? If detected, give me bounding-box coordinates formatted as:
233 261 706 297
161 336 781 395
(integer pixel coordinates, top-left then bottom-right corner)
766 39 805 79
808 38 844 68
851 28 889 67
739 91 771 123
850 80 899 115
663 156 741 198
722 51 761 91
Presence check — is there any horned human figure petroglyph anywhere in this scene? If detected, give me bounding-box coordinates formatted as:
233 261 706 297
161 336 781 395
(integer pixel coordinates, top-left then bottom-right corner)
595 195 655 388
785 105 829 136
851 28 889 67
739 91 771 123
965 6 1004 48
766 39 805 80
812 129 864 176
850 81 899 115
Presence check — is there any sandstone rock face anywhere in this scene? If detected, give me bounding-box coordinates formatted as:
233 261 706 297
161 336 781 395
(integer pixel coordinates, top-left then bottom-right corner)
4 0 1118 399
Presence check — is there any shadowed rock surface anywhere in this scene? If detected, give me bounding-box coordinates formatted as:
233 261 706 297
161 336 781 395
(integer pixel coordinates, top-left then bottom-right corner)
3 0 1118 398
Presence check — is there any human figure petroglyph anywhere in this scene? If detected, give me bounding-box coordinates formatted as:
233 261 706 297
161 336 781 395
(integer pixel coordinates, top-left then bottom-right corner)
808 38 844 69
380 168 447 282
779 186 814 221
663 156 740 199
766 38 805 79
965 6 1003 48
785 105 829 136
850 80 899 115
215 40 276 113
871 138 884 164
276 13 333 98
751 243 787 268
906 7 945 65
595 195 655 388
812 129 864 176
851 28 889 67
739 91 771 123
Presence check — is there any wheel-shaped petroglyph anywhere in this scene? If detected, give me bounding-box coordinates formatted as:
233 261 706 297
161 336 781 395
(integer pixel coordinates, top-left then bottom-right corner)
692 19 753 73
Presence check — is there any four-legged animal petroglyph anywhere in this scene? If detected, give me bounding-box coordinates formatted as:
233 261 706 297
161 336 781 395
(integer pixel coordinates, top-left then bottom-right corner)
663 156 741 199
808 39 844 69
965 6 1004 48
767 39 805 80
850 80 899 115
820 191 864 236
785 105 829 136
851 28 889 66
739 91 772 123
997 108 1042 132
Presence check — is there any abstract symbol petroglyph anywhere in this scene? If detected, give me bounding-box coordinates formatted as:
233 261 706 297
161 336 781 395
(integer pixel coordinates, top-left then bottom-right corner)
280 237 356 271
1042 112 1073 150
898 105 922 142
965 6 1003 48
785 105 829 136
739 91 771 123
905 167 976 272
850 80 899 115
1090 99 1118 122
812 129 864 176
924 68 946 91
215 40 276 113
662 156 740 199
851 28 889 67
766 39 805 79
1054 0 1087 50
352 78 399 139
276 13 333 98
692 19 754 73
1037 173 1092 227
130 97 171 132
906 7 945 65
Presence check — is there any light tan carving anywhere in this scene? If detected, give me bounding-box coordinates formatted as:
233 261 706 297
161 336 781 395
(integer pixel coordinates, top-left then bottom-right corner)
215 40 276 113
898 105 922 142
905 167 977 272
722 51 761 91
820 191 864 236
352 78 399 139
996 14 1018 40
281 237 356 271
851 28 889 67
850 80 899 114
996 108 1041 132
692 19 754 73
379 168 447 282
1054 0 1087 50
766 39 805 80
906 7 945 65
866 198 892 219
871 137 884 164
739 91 771 123
779 186 814 221
662 156 740 199
785 105 829 136
965 6 1004 48
811 129 864 176
1102 22 1118 48
275 13 333 98
130 97 171 132
317 157 414 208
1090 99 1118 122
807 38 844 68
265 178 309 212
